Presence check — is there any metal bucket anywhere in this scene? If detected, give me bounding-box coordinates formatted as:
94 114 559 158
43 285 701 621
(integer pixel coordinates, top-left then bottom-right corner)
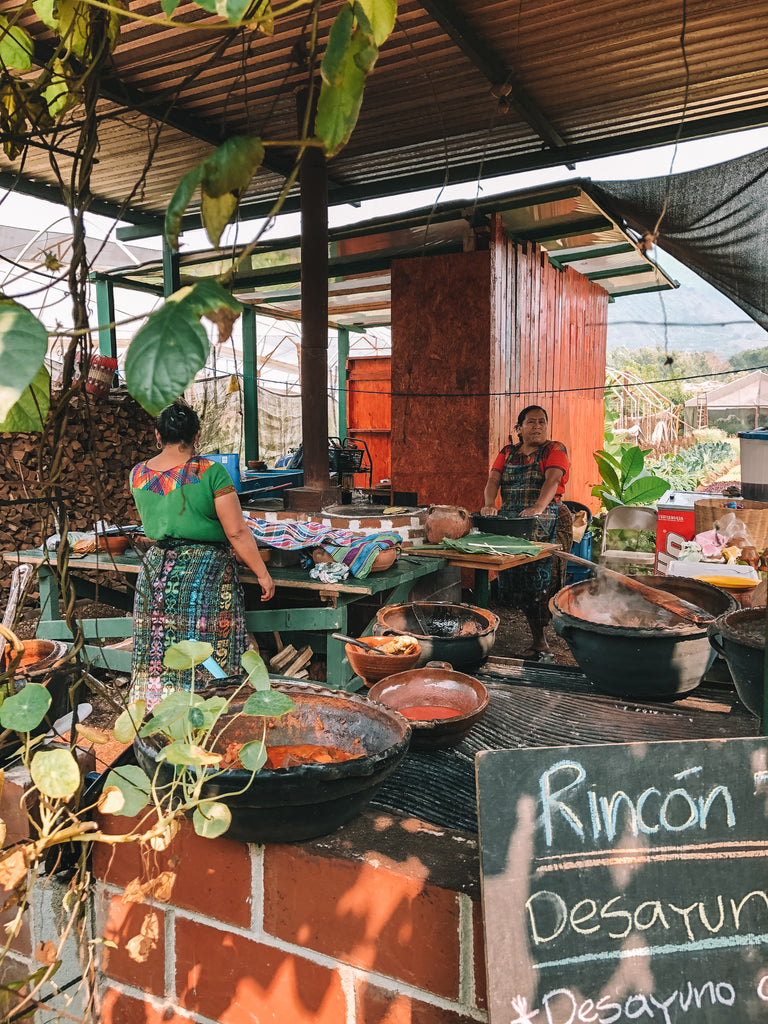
551 575 738 699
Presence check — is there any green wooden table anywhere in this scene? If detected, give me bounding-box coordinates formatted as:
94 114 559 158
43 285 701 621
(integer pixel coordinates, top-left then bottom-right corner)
3 548 446 690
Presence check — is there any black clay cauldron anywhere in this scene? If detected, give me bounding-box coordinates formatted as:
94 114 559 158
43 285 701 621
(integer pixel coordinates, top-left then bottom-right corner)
551 575 738 699
374 602 499 670
708 606 765 718
133 680 411 843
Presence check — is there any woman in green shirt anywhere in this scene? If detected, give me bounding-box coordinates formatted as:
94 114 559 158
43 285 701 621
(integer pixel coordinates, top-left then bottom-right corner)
129 401 274 707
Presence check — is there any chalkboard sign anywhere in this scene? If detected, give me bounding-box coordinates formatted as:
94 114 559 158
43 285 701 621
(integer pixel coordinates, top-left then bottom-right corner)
476 738 768 1024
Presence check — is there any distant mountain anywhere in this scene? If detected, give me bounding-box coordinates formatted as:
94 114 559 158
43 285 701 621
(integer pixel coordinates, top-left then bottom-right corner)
607 252 767 359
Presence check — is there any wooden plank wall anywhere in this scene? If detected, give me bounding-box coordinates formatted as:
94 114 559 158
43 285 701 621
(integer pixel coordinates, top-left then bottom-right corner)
490 217 607 510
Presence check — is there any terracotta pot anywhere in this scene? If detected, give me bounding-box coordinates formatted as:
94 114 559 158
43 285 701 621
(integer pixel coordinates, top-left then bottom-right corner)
133 681 412 843
367 661 489 748
344 635 422 686
424 505 471 544
97 535 128 556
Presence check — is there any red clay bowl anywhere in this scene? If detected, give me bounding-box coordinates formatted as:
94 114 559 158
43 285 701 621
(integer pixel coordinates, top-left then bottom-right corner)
97 535 129 555
367 661 489 748
345 636 422 686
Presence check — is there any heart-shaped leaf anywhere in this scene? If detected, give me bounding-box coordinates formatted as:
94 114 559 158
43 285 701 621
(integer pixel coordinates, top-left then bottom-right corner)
241 650 269 691
112 701 146 743
0 15 33 70
163 640 213 672
238 739 267 772
99 765 152 817
125 300 210 416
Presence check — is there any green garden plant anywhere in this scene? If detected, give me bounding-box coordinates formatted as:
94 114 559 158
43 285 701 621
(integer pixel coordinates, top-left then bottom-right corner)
591 443 671 511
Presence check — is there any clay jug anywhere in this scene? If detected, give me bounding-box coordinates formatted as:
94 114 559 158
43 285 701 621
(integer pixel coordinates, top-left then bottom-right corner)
424 505 471 543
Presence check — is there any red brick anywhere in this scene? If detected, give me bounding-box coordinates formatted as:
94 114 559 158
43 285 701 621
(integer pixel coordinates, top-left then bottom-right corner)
101 896 166 996
94 818 252 928
1 766 37 846
263 845 461 999
359 518 391 528
356 981 479 1024
99 988 189 1024
472 899 487 1010
175 917 347 1024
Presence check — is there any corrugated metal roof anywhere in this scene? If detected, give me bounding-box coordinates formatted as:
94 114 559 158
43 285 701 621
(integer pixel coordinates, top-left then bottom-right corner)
97 180 675 327
3 0 768 227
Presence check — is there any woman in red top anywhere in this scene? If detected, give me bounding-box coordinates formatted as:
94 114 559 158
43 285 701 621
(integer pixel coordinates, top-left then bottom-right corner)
481 405 573 659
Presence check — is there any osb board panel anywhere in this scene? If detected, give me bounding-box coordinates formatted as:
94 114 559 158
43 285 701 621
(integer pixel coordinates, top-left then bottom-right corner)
390 252 492 507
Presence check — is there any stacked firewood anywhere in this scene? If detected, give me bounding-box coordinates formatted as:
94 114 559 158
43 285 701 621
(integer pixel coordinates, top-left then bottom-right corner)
0 391 156 605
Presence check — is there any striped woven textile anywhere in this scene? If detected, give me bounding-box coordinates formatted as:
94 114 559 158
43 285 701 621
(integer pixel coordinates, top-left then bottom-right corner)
322 532 402 578
131 542 246 708
244 515 358 549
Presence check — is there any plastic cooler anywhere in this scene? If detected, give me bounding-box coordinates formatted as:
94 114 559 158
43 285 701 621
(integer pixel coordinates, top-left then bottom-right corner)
204 452 241 492
737 429 768 501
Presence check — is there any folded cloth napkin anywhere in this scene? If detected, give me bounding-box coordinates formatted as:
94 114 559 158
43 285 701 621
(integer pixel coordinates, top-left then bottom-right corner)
321 532 402 579
309 561 350 583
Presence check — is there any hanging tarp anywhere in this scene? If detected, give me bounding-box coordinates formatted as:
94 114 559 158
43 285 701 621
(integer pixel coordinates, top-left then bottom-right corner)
588 149 768 332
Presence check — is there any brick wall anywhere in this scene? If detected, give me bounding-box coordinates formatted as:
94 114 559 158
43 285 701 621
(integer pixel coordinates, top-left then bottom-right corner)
92 810 488 1024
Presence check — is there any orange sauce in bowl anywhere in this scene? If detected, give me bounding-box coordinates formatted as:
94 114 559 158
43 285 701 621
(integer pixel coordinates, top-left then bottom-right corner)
398 705 462 721
220 742 362 770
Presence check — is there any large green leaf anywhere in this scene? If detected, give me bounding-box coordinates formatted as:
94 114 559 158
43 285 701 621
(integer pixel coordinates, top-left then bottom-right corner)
165 165 204 251
32 0 58 31
216 0 252 23
619 445 645 485
622 474 670 506
101 765 152 816
160 740 221 767
0 301 49 422
166 138 264 250
592 452 621 496
182 279 243 343
30 748 81 799
357 0 396 46
192 799 231 838
0 15 33 70
124 299 210 416
0 363 50 432
243 690 295 717
317 7 378 158
0 684 51 732
200 137 265 246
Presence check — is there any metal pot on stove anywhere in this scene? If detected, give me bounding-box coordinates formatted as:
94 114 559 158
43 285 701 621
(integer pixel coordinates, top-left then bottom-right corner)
373 601 499 670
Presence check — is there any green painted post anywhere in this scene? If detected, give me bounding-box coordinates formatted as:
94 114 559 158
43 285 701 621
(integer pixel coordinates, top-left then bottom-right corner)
162 237 180 298
242 306 259 464
338 325 349 442
95 278 117 357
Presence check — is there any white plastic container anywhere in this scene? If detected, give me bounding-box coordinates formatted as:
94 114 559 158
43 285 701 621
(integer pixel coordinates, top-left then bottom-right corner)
737 429 768 501
666 560 759 584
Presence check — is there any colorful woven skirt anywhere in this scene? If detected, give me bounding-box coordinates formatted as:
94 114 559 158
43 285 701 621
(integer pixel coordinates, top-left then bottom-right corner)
130 542 247 708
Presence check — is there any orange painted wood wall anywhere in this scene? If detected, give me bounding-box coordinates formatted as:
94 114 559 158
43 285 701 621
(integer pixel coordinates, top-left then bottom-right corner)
389 218 607 510
346 356 391 487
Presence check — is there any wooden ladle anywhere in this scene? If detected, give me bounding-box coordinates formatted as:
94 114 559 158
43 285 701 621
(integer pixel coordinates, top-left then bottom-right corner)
554 551 714 625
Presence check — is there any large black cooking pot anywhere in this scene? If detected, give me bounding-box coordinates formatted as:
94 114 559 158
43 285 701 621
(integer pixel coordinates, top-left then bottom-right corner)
134 680 411 843
708 606 765 718
373 602 499 669
551 575 738 699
